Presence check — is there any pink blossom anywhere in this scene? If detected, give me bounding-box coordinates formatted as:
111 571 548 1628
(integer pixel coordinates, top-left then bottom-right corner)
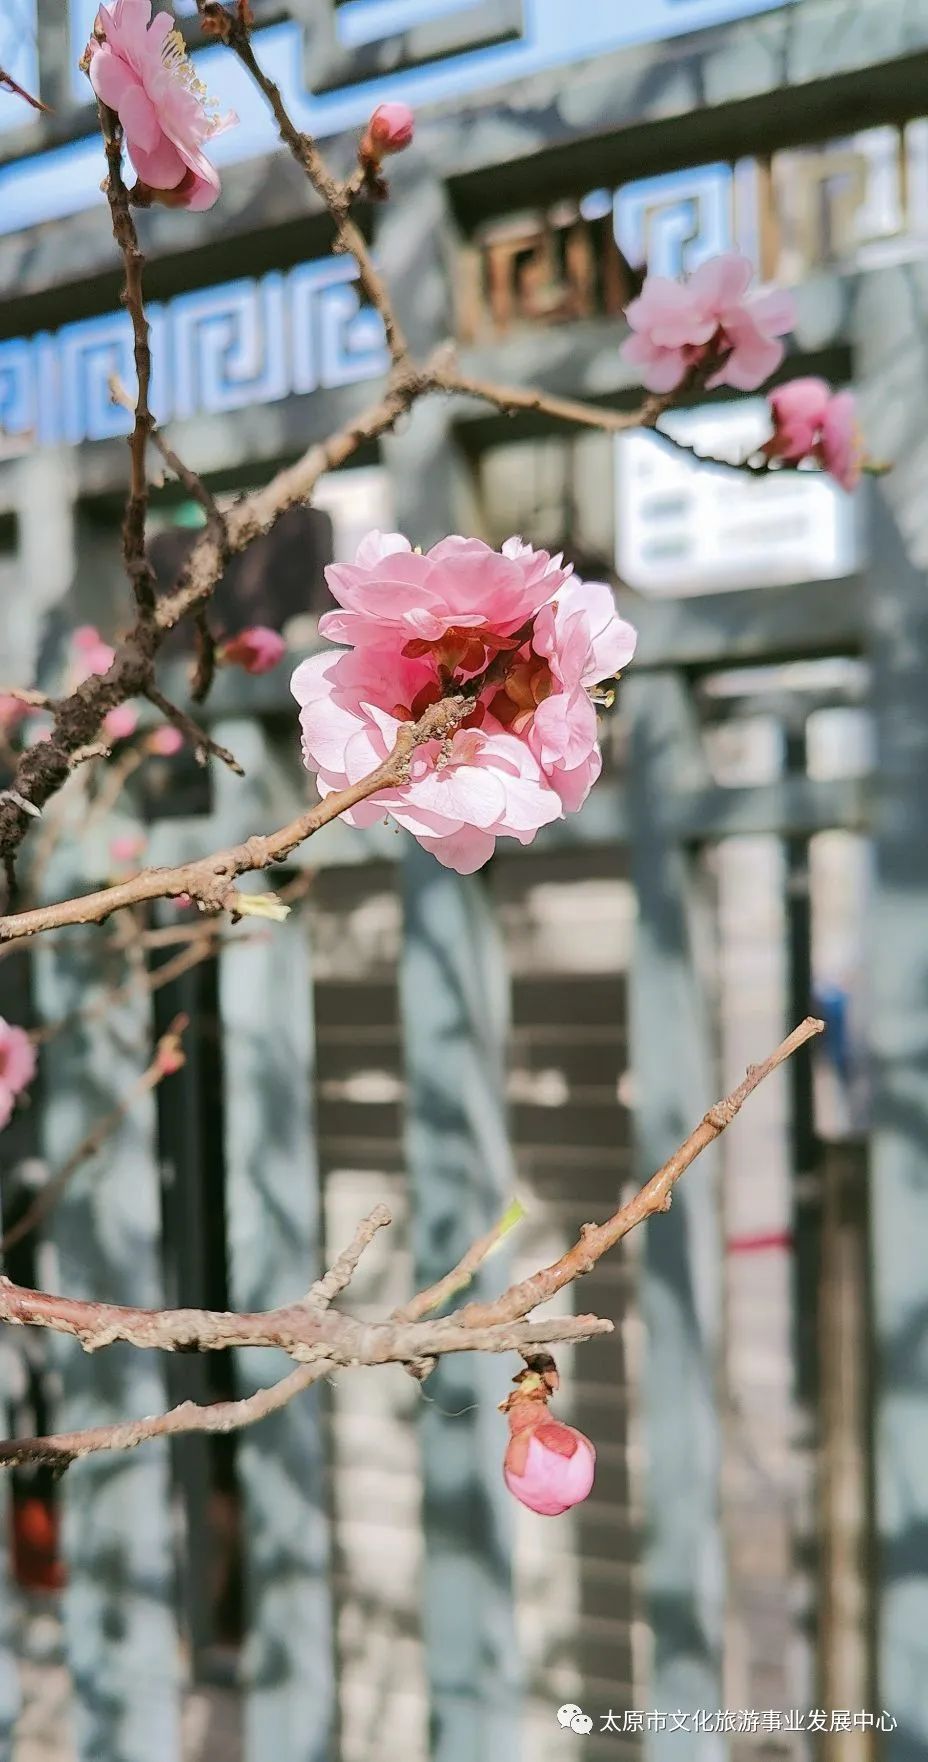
527 578 637 811
88 0 236 212
320 532 570 657
504 1414 596 1517
292 645 562 874
766 378 831 459
764 379 863 491
220 626 287 676
292 551 636 873
147 724 184 756
71 626 116 685
0 1017 37 1132
621 253 795 393
103 704 139 741
361 102 414 159
820 391 863 492
109 832 147 867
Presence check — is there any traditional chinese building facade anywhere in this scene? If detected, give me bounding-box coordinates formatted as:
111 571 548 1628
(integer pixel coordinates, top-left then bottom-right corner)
0 4 925 1761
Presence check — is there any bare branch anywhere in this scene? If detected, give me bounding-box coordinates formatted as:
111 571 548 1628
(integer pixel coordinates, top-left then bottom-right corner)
198 3 408 364
98 107 157 619
144 684 244 775
0 1022 819 1467
456 1017 826 1328
0 66 50 112
0 1016 188 1255
0 1361 328 1469
0 687 485 941
0 1274 608 1363
433 363 672 435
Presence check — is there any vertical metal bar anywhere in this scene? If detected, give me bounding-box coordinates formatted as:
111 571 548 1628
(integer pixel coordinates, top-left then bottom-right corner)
152 950 218 1670
33 930 182 1762
218 879 334 1762
625 672 726 1759
865 471 928 1755
399 840 521 1762
783 719 824 1733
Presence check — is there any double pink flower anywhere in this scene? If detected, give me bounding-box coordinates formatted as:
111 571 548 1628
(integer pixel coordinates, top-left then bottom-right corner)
88 0 236 211
292 532 636 874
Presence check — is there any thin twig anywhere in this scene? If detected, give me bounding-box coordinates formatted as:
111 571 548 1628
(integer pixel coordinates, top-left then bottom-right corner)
98 108 157 619
198 3 408 365
0 688 486 941
393 1200 523 1323
109 374 224 525
0 66 50 112
0 689 56 713
0 1015 188 1255
457 1017 826 1328
433 364 672 435
144 684 244 775
0 1021 818 1466
304 1204 393 1308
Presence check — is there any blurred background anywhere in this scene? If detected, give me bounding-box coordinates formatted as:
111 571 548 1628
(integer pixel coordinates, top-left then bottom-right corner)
0 0 923 1758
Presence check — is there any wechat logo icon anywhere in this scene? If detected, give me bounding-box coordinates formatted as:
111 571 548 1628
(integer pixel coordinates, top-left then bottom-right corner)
557 1704 593 1735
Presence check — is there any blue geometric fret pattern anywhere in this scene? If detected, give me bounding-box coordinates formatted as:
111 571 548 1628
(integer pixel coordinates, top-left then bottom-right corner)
614 163 735 280
4 0 794 232
0 258 390 449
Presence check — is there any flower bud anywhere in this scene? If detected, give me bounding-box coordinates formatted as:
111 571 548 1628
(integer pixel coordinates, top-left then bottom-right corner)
361 102 414 163
109 832 147 868
219 626 286 675
147 725 185 757
504 1415 596 1516
103 704 139 741
233 889 291 923
501 1365 595 1516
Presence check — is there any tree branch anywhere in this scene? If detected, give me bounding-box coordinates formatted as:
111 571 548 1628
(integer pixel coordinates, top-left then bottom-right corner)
0 687 486 941
144 684 244 775
0 1021 819 1467
198 2 408 365
456 1016 825 1328
98 106 157 620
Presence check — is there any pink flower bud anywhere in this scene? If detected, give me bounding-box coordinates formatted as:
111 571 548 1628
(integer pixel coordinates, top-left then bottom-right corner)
103 704 139 741
361 101 414 161
0 1017 37 1132
147 725 185 757
501 1369 596 1517
766 378 831 461
155 1041 185 1077
109 833 146 868
219 626 286 676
